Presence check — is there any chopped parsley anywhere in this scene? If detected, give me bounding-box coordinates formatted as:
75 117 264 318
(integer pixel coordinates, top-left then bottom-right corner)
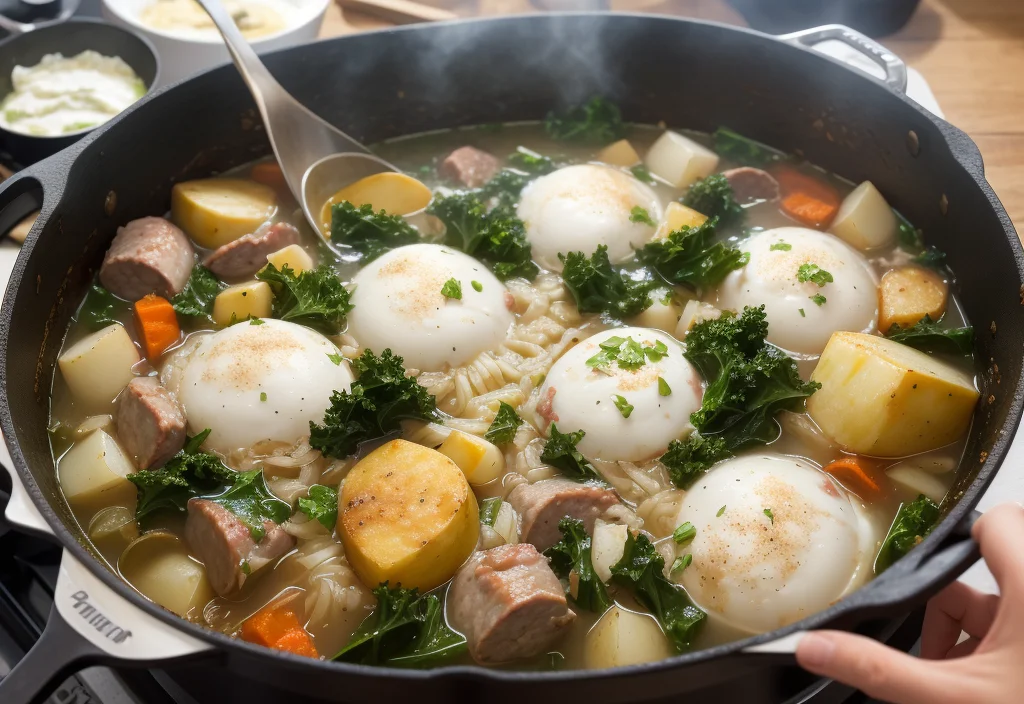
874 495 940 574
545 517 612 613
309 349 439 459
259 392 267 402
560 245 656 319
441 278 462 300
763 508 774 523
672 521 696 545
770 242 792 251
799 308 806 317
540 424 603 483
670 554 692 574
585 336 655 372
629 206 656 226
543 96 625 145
682 174 744 225
645 339 669 361
658 377 672 396
298 484 339 530
471 280 483 292
484 401 524 445
249 317 265 326
612 394 634 418
885 315 974 356
716 505 726 517
637 218 749 289
796 262 833 287
256 263 353 334
810 293 827 306
631 165 654 183
171 266 223 321
330 201 421 262
479 497 502 527
327 352 343 366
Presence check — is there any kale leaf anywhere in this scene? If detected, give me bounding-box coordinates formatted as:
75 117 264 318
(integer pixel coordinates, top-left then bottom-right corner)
206 468 291 541
127 429 236 525
256 263 353 334
874 495 940 574
610 532 706 651
886 315 974 356
540 424 604 483
681 174 744 226
560 245 655 318
329 201 421 262
712 127 781 166
914 245 948 271
660 433 732 490
334 583 466 666
309 348 439 459
171 266 222 321
506 147 557 175
77 283 129 331
545 517 612 613
479 497 502 527
637 218 749 289
484 401 524 445
544 96 625 145
298 484 339 530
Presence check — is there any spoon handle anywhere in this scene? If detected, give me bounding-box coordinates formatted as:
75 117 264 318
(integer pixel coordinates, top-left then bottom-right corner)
192 0 374 198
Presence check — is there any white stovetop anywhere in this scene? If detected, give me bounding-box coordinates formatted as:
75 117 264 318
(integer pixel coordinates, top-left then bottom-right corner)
0 45 1010 596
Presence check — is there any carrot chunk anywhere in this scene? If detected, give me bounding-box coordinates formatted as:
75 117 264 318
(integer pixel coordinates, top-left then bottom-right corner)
133 294 180 359
823 456 881 499
250 162 287 192
241 606 319 659
774 166 840 228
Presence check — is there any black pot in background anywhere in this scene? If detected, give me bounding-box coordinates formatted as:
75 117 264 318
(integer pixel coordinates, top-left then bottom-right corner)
727 0 922 36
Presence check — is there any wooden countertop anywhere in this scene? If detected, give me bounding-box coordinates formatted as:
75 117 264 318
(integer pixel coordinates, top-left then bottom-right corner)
319 0 1024 232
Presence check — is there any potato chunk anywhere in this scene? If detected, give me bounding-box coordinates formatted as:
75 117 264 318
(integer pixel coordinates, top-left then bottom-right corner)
653 201 708 240
321 172 431 229
585 606 672 669
597 139 641 167
830 181 898 250
266 244 313 275
212 281 273 327
339 439 479 591
591 519 628 583
119 531 213 617
58 429 137 518
878 266 948 332
58 324 140 409
437 429 505 486
644 131 719 188
807 332 978 457
171 178 277 248
629 292 682 332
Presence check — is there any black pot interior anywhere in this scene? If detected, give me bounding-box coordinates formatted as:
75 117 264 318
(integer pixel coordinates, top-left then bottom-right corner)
2 14 1022 702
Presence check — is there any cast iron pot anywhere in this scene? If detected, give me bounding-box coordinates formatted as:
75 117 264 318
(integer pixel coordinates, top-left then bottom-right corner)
0 13 1022 704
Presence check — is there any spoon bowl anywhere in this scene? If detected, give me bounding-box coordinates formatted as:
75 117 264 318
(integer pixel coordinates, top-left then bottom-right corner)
302 152 407 236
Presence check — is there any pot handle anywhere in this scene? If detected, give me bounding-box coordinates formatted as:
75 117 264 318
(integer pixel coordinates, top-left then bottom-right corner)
742 509 981 657
0 171 47 245
0 550 214 704
778 24 908 94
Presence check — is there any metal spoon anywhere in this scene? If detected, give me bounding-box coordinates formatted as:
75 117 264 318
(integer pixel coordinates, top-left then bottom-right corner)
193 0 399 239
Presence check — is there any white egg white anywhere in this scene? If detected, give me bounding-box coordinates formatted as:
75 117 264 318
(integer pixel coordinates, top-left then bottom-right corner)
716 227 878 356
676 453 868 634
346 243 514 372
518 164 662 273
176 319 353 455
538 327 702 462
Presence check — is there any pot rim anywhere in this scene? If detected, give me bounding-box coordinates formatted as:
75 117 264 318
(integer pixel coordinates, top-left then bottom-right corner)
2 11 1021 684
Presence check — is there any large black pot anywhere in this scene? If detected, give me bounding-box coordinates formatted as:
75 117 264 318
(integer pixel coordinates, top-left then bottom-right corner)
0 13 1021 704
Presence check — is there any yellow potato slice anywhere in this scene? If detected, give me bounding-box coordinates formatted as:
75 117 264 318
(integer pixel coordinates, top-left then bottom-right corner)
212 281 273 327
807 332 978 457
585 606 672 669
653 201 708 240
320 172 431 232
339 439 479 591
266 244 314 275
597 139 641 167
172 178 277 248
878 266 948 332
119 531 213 617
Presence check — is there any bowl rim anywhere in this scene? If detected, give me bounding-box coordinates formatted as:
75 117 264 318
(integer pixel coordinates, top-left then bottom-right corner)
0 17 161 142
100 0 332 46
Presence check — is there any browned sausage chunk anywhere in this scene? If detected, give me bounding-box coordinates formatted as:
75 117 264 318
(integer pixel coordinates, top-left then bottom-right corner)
448 544 575 664
100 217 194 301
440 146 501 189
203 222 301 279
507 479 619 551
722 167 780 204
116 377 186 469
185 499 295 597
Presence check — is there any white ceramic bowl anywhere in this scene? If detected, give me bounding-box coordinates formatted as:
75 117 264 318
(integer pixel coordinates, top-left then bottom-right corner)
101 0 330 86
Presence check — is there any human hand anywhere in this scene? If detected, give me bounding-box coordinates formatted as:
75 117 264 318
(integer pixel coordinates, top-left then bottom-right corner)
795 502 1024 704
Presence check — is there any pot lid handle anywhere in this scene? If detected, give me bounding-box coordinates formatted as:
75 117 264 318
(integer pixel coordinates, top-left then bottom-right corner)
779 24 908 94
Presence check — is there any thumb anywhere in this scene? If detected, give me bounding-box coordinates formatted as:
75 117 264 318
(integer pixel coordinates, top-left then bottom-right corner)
796 630 966 704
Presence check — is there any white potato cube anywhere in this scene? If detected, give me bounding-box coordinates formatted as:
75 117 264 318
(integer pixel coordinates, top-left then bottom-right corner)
808 332 979 457
644 131 720 188
597 139 641 167
887 464 948 503
585 605 672 669
591 519 629 583
830 181 898 250
212 281 273 327
119 532 213 617
58 324 139 409
58 429 137 516
266 244 314 274
437 429 505 485
654 202 708 240
629 292 682 333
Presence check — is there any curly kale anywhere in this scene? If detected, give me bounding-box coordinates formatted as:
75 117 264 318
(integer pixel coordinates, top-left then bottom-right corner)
874 495 940 574
545 517 612 613
540 424 604 483
636 217 749 289
256 263 353 334
559 245 656 319
544 96 626 145
681 174 744 226
329 201 421 261
171 266 223 322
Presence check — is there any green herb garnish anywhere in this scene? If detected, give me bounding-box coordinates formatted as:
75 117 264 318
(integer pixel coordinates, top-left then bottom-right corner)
770 242 792 251
629 206 656 226
797 263 834 287
484 401 524 445
658 377 672 396
810 293 827 306
298 484 339 530
612 394 634 418
545 517 612 613
672 521 696 545
763 508 774 523
479 497 502 527
441 278 462 300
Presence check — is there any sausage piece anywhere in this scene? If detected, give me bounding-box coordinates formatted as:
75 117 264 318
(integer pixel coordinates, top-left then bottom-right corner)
100 217 194 300
440 146 501 189
507 478 619 551
722 167 780 204
203 222 301 279
116 376 186 469
185 499 295 597
448 544 574 664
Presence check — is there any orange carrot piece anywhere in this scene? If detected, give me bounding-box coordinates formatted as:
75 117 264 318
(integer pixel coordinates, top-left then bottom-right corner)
250 162 287 191
133 295 180 359
241 606 319 658
824 457 881 499
774 166 840 228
